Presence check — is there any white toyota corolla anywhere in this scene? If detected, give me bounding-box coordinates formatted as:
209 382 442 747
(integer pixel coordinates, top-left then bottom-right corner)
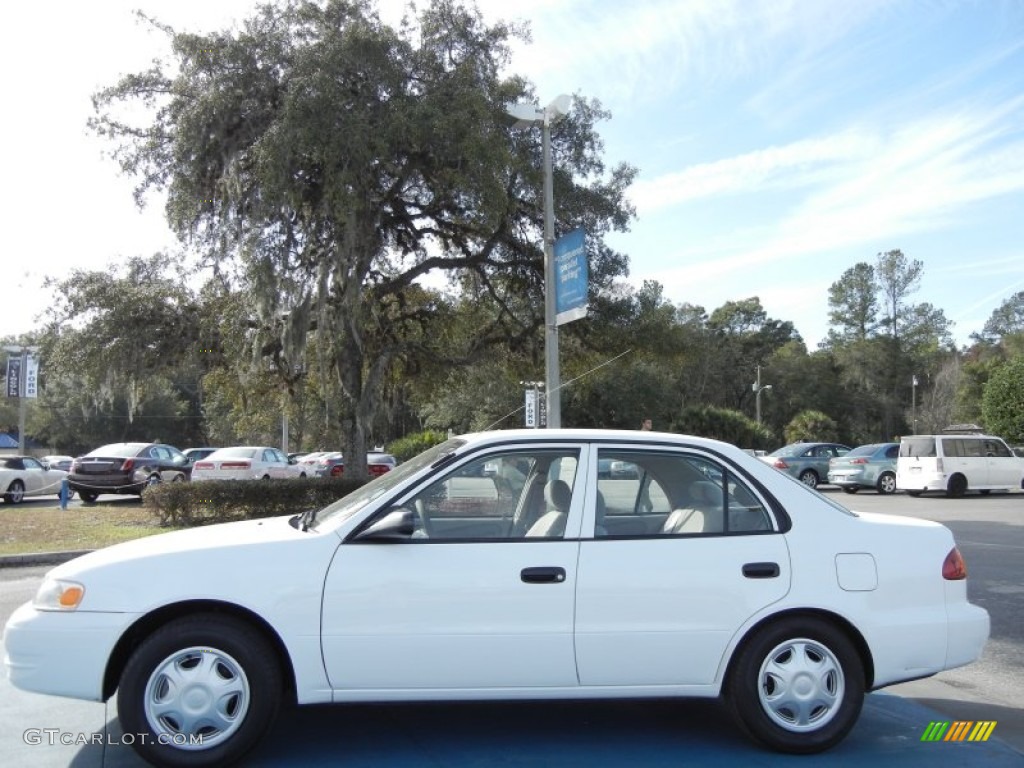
3 430 989 766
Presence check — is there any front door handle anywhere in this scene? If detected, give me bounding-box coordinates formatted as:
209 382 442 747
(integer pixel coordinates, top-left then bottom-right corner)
742 562 780 579
521 566 566 584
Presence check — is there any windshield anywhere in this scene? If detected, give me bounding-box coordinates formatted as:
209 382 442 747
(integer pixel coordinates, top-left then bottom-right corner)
312 438 465 528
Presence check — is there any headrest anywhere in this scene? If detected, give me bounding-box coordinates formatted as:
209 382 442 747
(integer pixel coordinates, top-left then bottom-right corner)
690 480 721 507
545 479 573 512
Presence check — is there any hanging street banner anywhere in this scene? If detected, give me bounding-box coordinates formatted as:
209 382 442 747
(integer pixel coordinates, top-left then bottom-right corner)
554 227 588 326
25 355 39 398
6 356 21 398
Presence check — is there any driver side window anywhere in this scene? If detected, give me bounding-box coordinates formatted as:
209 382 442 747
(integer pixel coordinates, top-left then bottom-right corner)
388 449 579 541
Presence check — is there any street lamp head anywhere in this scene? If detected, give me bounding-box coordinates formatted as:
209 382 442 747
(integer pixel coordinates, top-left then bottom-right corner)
763 385 772 392
506 102 543 129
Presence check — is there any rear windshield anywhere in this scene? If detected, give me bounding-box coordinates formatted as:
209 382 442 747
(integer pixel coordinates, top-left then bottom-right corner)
847 444 878 457
90 443 147 457
216 447 258 458
900 438 936 458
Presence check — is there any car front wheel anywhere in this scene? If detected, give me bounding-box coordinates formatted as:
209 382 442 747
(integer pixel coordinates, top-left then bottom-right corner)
78 490 99 503
798 470 819 489
117 614 282 767
726 617 865 753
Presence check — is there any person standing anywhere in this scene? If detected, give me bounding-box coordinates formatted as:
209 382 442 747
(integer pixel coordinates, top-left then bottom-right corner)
640 418 653 431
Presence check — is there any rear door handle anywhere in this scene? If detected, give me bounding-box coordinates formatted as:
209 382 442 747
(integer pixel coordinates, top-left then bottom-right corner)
521 567 566 584
742 562 780 579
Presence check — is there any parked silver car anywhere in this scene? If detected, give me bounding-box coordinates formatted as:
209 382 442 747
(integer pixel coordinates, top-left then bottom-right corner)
827 442 899 494
760 442 851 489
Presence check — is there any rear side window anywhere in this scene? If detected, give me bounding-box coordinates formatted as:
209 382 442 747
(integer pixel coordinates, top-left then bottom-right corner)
900 438 936 457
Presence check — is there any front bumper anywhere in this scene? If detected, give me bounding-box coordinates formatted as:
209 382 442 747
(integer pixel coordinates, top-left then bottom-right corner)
3 602 139 701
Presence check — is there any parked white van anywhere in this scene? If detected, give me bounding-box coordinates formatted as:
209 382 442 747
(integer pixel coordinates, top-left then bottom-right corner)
897 434 1024 497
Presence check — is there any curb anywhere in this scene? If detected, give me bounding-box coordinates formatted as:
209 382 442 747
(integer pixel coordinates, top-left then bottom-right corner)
0 550 93 568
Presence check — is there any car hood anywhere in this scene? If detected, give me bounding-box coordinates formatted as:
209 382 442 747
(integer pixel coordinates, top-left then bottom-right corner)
46 516 342 613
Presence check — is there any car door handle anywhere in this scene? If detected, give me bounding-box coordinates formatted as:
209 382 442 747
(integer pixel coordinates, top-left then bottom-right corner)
521 567 566 584
742 562 780 579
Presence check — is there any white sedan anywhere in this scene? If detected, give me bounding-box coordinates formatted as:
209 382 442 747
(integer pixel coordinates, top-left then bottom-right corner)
3 429 989 766
190 446 308 481
0 455 70 503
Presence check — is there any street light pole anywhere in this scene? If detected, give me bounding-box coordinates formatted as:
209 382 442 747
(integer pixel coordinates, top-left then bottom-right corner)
753 365 772 425
507 95 571 429
912 374 918 434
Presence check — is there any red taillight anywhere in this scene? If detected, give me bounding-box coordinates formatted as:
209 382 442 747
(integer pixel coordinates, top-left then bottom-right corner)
330 465 344 477
772 459 789 469
850 458 868 465
943 547 967 580
221 461 251 469
194 461 213 469
121 459 135 472
71 460 81 472
369 465 390 476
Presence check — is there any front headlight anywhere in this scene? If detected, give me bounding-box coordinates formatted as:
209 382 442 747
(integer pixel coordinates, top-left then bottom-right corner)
33 578 86 611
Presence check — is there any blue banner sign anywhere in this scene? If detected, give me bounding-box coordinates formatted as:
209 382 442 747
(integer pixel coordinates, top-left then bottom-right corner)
555 227 588 326
6 356 21 398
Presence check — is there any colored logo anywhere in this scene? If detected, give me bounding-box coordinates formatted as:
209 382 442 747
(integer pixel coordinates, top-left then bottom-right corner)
921 721 997 742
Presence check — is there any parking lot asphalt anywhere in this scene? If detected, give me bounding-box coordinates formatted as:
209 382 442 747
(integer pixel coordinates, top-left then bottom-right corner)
2 673 1021 767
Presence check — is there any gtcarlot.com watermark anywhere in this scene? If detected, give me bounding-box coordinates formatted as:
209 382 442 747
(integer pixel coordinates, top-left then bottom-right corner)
23 729 204 747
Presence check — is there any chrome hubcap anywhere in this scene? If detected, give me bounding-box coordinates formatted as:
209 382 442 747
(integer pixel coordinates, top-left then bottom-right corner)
143 647 250 750
758 638 844 731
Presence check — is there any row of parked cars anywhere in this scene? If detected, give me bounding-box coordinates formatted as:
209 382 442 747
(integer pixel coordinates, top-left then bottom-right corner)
0 442 398 504
760 434 1024 497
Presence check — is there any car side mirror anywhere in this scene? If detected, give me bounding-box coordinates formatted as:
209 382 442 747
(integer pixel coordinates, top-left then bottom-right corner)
353 507 417 542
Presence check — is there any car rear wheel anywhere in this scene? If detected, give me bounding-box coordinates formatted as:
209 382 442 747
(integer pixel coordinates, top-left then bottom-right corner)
4 480 25 504
946 474 967 498
117 614 282 768
876 472 897 495
798 470 819 489
727 617 865 753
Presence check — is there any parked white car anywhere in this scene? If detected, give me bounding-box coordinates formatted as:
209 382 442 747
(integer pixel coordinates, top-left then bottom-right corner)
190 446 308 481
0 455 70 503
4 429 989 766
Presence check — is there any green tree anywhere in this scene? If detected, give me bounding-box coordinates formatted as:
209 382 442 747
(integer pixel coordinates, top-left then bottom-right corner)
90 0 635 476
826 262 878 344
981 356 1024 443
671 405 774 449
875 249 922 341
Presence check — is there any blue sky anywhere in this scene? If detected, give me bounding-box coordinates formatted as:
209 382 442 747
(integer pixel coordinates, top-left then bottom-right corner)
2 0 1022 348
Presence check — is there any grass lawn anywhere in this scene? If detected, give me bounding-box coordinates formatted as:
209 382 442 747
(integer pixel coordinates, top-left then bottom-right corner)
0 500 175 556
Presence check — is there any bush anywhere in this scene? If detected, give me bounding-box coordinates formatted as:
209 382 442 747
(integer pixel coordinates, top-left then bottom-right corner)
671 406 775 450
784 410 839 444
143 476 364 527
387 430 449 462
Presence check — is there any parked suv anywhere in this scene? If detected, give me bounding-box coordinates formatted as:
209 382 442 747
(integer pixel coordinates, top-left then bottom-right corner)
761 442 851 489
68 442 191 502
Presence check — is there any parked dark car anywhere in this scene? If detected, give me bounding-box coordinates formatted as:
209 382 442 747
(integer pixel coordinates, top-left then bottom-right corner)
827 442 900 494
68 442 192 502
310 451 398 478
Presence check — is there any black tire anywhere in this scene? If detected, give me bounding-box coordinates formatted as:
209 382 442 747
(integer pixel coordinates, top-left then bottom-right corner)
876 472 897 495
4 480 25 504
78 490 99 503
726 617 865 754
798 470 819 489
946 474 967 498
117 614 282 767
907 490 923 497
840 487 858 494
